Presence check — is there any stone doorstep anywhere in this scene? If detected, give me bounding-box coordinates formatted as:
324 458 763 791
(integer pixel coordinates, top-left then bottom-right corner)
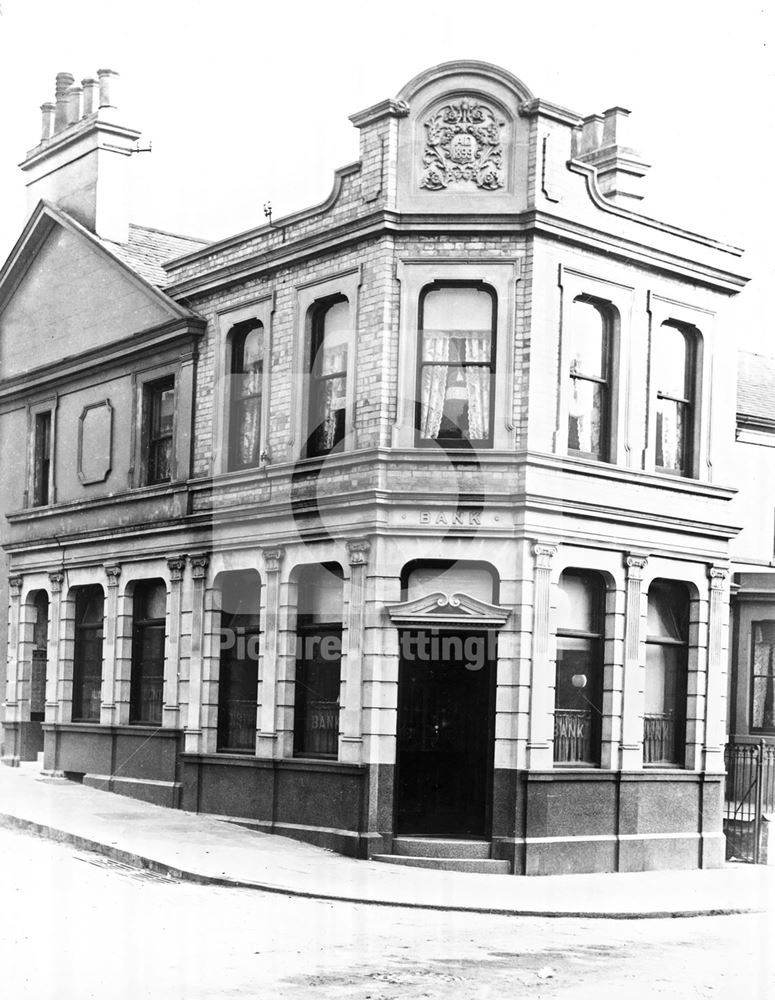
372 854 511 875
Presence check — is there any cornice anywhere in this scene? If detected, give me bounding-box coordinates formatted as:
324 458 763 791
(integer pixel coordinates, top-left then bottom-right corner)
0 315 205 406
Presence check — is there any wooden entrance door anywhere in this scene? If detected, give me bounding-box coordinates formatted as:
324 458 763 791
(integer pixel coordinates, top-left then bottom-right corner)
396 630 494 837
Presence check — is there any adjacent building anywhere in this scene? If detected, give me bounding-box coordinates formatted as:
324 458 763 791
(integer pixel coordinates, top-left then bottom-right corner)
0 62 751 874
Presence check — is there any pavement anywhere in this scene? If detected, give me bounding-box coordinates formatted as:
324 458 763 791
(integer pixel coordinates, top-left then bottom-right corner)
0 761 772 919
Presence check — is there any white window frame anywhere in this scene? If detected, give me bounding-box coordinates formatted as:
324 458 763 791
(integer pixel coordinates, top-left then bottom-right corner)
393 259 519 450
26 394 58 508
646 293 713 480
557 266 633 465
291 268 361 460
213 294 274 475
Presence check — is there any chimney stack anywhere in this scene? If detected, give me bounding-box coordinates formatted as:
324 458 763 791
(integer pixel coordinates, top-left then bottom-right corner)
574 105 650 206
20 68 141 243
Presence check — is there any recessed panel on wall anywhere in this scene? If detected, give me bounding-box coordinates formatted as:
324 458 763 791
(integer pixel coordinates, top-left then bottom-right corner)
78 399 113 485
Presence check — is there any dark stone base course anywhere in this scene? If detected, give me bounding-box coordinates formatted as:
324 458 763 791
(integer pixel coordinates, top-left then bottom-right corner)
1 720 44 763
33 727 726 874
180 753 380 858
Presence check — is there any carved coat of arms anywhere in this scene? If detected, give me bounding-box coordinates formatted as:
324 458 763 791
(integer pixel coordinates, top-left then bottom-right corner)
420 99 505 192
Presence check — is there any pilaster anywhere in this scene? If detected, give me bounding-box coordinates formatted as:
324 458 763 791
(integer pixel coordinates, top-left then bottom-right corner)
527 542 557 769
48 571 66 723
163 554 187 728
5 576 23 724
704 565 729 773
100 563 121 724
620 552 648 770
257 546 284 757
184 553 209 753
340 538 371 763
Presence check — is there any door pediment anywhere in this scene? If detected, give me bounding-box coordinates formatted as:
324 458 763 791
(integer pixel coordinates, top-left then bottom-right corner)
386 591 510 628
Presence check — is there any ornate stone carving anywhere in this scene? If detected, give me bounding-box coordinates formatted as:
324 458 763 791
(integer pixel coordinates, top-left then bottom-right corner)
625 553 649 579
190 553 210 580
709 566 730 591
420 99 505 192
104 563 122 588
9 576 23 597
166 554 187 583
346 539 371 567
531 542 558 570
262 547 285 574
48 571 64 594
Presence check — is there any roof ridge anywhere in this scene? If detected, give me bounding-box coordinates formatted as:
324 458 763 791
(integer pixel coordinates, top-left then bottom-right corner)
128 222 211 245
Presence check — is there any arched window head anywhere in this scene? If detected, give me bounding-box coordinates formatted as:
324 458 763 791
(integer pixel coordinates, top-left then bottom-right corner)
307 298 350 458
417 284 496 447
654 323 695 476
645 579 689 765
568 298 610 461
229 320 264 470
554 570 605 765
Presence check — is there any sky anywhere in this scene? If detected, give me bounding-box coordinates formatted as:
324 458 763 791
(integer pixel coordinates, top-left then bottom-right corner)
0 0 772 350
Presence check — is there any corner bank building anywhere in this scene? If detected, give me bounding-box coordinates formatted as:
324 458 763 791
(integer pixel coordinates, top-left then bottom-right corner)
0 62 749 875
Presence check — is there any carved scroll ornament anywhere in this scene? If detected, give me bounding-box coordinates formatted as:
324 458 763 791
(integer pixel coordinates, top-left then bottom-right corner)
420 99 505 192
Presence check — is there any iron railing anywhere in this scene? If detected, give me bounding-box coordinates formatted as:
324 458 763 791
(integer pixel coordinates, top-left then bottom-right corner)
724 740 775 863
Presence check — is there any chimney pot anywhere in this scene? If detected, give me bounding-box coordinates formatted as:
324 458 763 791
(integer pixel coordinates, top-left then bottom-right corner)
54 72 74 132
40 102 56 141
81 78 99 115
97 68 119 109
66 85 83 125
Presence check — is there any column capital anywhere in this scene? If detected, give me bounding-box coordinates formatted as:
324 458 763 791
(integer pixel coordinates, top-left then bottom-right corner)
262 546 285 573
166 554 188 583
531 541 558 570
624 552 649 578
9 576 23 597
190 553 210 580
708 565 730 590
346 538 371 567
104 563 122 588
48 571 64 594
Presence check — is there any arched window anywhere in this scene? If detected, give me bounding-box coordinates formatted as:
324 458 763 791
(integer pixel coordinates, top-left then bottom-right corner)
30 592 49 722
229 320 264 470
644 580 689 765
129 580 167 725
72 586 104 722
294 563 343 758
568 298 610 461
654 322 695 475
554 571 605 765
307 297 349 457
416 283 495 447
216 571 261 752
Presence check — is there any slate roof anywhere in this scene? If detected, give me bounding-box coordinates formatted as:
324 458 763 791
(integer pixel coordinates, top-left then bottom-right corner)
103 224 210 287
738 351 775 424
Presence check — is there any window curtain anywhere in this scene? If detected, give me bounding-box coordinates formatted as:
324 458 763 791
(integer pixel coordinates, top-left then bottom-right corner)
464 334 491 440
421 334 451 438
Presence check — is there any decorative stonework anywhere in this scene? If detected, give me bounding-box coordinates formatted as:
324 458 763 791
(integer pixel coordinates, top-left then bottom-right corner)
104 563 122 588
531 542 558 570
386 591 511 628
262 546 285 574
9 576 23 597
708 565 730 591
346 538 371 566
166 555 187 583
190 553 210 580
625 553 649 579
420 99 505 192
48 571 64 594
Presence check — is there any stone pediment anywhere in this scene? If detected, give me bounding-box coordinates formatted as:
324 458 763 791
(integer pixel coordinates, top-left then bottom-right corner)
385 591 511 628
